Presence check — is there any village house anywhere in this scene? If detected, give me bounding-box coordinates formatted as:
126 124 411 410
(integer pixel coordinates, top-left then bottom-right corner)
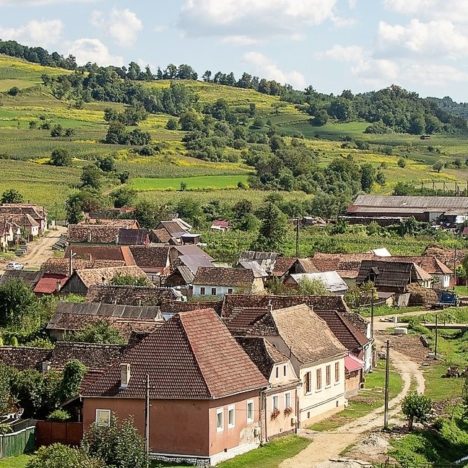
0 220 21 250
238 251 279 275
46 302 164 340
0 213 39 240
0 269 43 288
314 310 369 390
81 309 268 465
193 267 265 297
271 257 318 280
78 218 140 229
221 293 371 394
384 256 453 289
86 284 181 305
68 224 123 244
283 271 348 295
0 203 48 233
346 195 468 224
64 245 136 266
117 229 151 246
236 337 300 440
234 304 347 427
129 245 175 282
151 219 192 245
210 220 230 232
59 265 149 295
356 259 434 306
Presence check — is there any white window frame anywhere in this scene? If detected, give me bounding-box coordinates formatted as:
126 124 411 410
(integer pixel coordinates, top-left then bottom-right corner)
216 408 224 432
275 366 279 379
285 392 291 409
247 400 254 423
283 365 287 377
335 361 340 384
200 287 206 295
95 409 111 427
211 287 217 296
272 395 279 410
228 405 235 428
316 368 322 392
326 364 331 388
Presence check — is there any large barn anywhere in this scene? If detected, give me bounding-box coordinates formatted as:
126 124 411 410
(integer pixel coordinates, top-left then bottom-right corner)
346 195 468 223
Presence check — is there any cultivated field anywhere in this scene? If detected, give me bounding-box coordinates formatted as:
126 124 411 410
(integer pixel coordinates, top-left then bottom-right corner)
0 54 467 212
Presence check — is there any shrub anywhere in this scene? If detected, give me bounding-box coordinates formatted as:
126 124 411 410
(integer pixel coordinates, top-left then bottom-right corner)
397 158 406 168
47 409 71 421
8 86 20 96
402 392 432 431
82 417 148 468
27 443 105 468
50 148 72 167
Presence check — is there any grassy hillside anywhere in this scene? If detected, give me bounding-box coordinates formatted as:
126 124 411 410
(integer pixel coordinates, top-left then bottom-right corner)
0 54 467 214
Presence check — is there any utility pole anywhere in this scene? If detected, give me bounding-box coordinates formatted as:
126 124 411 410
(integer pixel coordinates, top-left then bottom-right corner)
383 340 390 430
454 246 457 286
434 315 438 360
144 374 150 466
295 218 300 258
370 288 374 342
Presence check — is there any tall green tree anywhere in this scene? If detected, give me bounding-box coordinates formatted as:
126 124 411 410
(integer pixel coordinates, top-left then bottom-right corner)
50 148 72 167
253 202 288 251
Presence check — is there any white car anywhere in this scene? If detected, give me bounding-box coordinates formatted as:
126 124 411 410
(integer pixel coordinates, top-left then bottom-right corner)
6 262 24 271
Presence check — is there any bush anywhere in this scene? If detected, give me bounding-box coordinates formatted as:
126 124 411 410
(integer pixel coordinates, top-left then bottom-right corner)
402 392 432 431
82 417 148 468
47 409 71 421
8 86 20 96
50 148 72 167
397 158 406 168
27 443 105 468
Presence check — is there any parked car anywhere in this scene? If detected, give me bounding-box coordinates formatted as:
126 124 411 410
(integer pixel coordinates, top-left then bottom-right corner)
6 262 24 271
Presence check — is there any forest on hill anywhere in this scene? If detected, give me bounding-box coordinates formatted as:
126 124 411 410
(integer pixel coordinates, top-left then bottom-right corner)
0 39 467 221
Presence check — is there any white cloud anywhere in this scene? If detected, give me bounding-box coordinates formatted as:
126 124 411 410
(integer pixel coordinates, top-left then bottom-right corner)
0 0 98 4
243 51 306 88
222 35 262 46
154 25 168 33
179 0 337 41
317 44 365 62
67 38 123 66
384 0 468 23
0 19 63 46
377 19 468 58
319 43 468 89
91 8 143 47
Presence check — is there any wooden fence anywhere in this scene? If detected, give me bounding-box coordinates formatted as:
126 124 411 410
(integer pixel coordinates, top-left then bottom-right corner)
0 423 35 458
35 421 83 448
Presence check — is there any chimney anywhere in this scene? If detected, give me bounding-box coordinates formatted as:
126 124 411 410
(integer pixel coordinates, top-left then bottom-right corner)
88 231 92 243
55 280 62 293
69 250 74 277
42 360 51 373
120 363 131 389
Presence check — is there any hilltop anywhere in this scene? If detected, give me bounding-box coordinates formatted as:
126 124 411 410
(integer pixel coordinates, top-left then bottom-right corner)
0 45 467 217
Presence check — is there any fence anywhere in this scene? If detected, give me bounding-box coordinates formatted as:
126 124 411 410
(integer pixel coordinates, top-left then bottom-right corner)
0 423 36 458
35 421 83 448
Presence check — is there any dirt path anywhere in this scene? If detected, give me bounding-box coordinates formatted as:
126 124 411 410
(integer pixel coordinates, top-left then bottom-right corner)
280 346 424 468
1 226 66 271
374 310 433 332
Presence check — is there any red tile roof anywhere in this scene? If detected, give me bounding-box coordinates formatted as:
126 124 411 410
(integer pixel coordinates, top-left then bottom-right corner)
193 267 255 287
314 310 368 353
64 245 136 266
82 308 267 399
34 274 67 294
345 354 364 373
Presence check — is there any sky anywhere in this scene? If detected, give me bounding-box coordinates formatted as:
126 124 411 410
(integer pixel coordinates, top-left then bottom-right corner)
1 0 468 101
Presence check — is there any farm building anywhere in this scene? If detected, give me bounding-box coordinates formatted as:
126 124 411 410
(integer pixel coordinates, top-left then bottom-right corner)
346 195 468 223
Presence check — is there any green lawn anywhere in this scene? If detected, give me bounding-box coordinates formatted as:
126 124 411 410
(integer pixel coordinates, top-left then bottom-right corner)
358 305 421 318
217 436 310 468
0 455 31 467
455 285 468 296
309 360 403 431
130 175 251 191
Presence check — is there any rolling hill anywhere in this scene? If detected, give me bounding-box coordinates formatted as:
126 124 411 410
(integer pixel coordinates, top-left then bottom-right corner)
0 53 467 218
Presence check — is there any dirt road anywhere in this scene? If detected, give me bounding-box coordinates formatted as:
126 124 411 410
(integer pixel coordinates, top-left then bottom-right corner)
374 309 438 332
280 346 424 468
1 226 66 271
